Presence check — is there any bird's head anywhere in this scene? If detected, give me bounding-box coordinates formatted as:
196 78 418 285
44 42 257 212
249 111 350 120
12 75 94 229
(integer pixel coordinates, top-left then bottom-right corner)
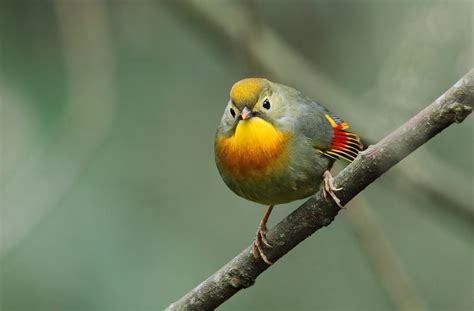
217 78 293 137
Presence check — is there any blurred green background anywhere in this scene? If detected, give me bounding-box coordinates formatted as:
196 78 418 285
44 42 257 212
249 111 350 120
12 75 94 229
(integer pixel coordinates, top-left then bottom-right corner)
1 1 472 310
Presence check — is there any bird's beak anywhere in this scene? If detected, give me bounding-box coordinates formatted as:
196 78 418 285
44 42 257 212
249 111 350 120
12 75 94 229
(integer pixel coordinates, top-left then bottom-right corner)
241 106 252 120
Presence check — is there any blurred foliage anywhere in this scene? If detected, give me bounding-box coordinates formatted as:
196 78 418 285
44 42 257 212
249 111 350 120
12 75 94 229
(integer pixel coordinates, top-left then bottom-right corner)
0 0 472 310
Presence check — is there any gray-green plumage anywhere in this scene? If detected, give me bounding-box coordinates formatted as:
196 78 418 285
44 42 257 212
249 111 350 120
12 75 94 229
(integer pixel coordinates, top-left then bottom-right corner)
215 79 340 205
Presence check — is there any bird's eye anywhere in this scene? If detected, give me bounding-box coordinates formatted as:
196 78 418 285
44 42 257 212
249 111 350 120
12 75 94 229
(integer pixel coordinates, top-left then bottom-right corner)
230 107 236 118
263 99 271 110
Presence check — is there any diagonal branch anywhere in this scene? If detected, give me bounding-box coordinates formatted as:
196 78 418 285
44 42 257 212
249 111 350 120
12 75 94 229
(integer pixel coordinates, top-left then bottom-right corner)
167 70 473 311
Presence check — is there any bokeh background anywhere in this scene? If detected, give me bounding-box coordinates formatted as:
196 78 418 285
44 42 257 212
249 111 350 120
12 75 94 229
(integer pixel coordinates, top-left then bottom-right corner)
1 1 473 310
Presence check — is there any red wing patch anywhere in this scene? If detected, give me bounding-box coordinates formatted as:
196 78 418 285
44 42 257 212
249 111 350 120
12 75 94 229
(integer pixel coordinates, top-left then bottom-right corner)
318 113 363 162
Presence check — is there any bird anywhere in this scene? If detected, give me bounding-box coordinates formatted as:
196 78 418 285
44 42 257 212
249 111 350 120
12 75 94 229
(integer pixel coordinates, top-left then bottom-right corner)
214 78 363 264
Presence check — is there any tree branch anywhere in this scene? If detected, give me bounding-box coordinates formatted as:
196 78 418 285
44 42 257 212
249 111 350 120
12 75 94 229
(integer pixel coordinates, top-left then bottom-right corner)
167 70 473 310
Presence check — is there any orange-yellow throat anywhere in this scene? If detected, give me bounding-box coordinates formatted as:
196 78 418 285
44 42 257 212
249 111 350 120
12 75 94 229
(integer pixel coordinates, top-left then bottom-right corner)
217 117 289 179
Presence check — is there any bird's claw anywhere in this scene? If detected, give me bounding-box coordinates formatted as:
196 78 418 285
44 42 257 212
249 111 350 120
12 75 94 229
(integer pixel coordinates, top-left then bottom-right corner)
252 225 273 265
323 170 344 208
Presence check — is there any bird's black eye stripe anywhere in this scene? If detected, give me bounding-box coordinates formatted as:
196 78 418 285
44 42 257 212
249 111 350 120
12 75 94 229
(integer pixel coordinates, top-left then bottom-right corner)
263 99 271 110
230 107 236 118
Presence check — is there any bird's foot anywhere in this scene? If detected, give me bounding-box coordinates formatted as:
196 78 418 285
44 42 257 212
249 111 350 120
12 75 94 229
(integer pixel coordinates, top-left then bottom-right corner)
323 170 344 208
252 224 273 265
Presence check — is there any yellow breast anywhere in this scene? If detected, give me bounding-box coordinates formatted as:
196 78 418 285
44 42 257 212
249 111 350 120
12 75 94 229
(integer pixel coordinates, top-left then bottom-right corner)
216 117 290 180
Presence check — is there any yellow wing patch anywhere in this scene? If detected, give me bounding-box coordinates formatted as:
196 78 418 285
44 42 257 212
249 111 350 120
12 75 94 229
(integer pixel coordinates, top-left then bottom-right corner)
318 113 363 162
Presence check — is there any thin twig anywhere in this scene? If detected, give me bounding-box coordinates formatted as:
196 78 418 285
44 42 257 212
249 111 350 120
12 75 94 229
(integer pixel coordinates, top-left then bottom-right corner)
344 198 427 311
167 69 473 310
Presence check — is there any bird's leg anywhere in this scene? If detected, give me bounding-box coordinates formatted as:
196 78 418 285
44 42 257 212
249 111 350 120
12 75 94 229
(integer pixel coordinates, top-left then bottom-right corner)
323 170 344 208
252 205 274 265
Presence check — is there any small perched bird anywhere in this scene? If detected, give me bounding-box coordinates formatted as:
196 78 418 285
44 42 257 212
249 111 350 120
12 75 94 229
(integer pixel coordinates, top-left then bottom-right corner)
215 78 363 264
